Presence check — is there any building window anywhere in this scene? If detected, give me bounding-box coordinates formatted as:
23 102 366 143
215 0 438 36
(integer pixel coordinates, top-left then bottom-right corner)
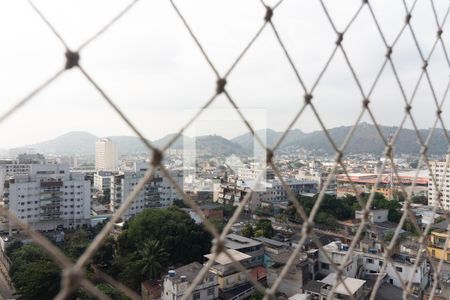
193 292 200 300
367 258 373 264
321 263 330 270
396 267 402 272
207 287 215 296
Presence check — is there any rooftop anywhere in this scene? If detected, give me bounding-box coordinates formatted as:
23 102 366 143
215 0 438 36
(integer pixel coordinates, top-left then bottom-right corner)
166 262 214 283
204 249 251 266
303 280 325 294
222 233 262 250
253 236 289 248
269 250 308 265
320 273 366 296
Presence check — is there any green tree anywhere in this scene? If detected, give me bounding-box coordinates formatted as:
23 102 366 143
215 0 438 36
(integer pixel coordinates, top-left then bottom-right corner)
9 244 61 300
126 207 211 265
223 204 237 218
383 231 394 242
255 219 274 238
275 214 288 224
241 224 254 238
137 240 169 280
403 220 418 235
78 283 128 300
5 240 23 257
93 236 116 268
209 217 225 233
172 199 188 208
316 212 339 228
250 292 263 300
63 229 91 259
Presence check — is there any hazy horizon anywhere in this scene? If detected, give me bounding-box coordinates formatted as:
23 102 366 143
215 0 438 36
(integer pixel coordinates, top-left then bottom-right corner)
3 120 443 150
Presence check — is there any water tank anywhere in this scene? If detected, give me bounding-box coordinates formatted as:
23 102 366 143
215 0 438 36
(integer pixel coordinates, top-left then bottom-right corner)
180 275 187 282
168 270 176 277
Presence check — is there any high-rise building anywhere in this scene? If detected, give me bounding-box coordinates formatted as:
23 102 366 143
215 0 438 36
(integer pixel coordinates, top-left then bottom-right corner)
95 138 118 171
110 161 184 220
428 154 450 209
1 164 91 231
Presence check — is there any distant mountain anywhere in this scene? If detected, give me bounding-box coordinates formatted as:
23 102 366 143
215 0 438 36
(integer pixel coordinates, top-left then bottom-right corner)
195 135 248 156
108 136 150 154
15 123 450 156
231 128 305 151
277 123 449 155
25 131 98 155
152 133 187 149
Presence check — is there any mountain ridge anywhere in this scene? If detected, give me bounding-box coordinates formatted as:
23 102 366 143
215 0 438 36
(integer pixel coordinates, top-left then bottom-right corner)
15 123 450 156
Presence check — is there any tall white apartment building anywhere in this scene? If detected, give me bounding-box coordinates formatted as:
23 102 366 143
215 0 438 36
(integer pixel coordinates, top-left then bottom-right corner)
93 171 115 193
110 162 184 220
428 154 450 210
1 164 91 231
95 138 118 171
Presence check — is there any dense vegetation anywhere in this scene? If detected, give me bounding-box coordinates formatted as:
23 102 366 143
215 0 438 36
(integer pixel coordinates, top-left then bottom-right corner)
94 207 211 290
241 219 274 238
286 193 403 227
8 207 212 299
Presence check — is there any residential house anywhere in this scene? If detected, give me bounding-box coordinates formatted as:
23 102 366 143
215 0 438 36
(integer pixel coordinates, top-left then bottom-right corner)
221 234 264 267
318 241 357 278
303 273 368 300
428 229 450 263
267 250 310 297
204 249 255 300
162 262 219 300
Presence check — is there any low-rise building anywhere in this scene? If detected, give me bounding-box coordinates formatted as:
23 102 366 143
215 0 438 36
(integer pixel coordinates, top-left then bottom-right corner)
162 262 218 300
199 204 224 220
253 236 289 255
355 209 388 223
428 229 450 263
318 241 357 278
362 252 429 294
204 249 255 300
222 234 264 267
267 251 310 297
303 273 368 300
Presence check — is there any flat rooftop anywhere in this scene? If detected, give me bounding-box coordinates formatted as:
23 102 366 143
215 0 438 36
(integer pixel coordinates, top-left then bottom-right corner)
223 233 262 250
166 262 214 283
321 273 366 296
253 236 288 248
204 248 251 265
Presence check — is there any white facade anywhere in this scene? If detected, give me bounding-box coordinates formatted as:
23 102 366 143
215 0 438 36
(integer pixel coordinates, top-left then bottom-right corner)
214 178 317 211
2 164 91 231
318 241 357 278
362 253 429 291
93 171 114 192
355 209 388 223
95 138 118 171
110 162 184 219
428 154 450 210
163 262 218 300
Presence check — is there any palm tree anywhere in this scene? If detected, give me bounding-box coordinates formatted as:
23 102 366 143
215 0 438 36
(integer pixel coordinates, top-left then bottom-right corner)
137 240 169 280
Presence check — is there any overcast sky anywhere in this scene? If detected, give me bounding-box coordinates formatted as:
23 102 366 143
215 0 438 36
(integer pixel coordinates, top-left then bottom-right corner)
0 0 449 147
